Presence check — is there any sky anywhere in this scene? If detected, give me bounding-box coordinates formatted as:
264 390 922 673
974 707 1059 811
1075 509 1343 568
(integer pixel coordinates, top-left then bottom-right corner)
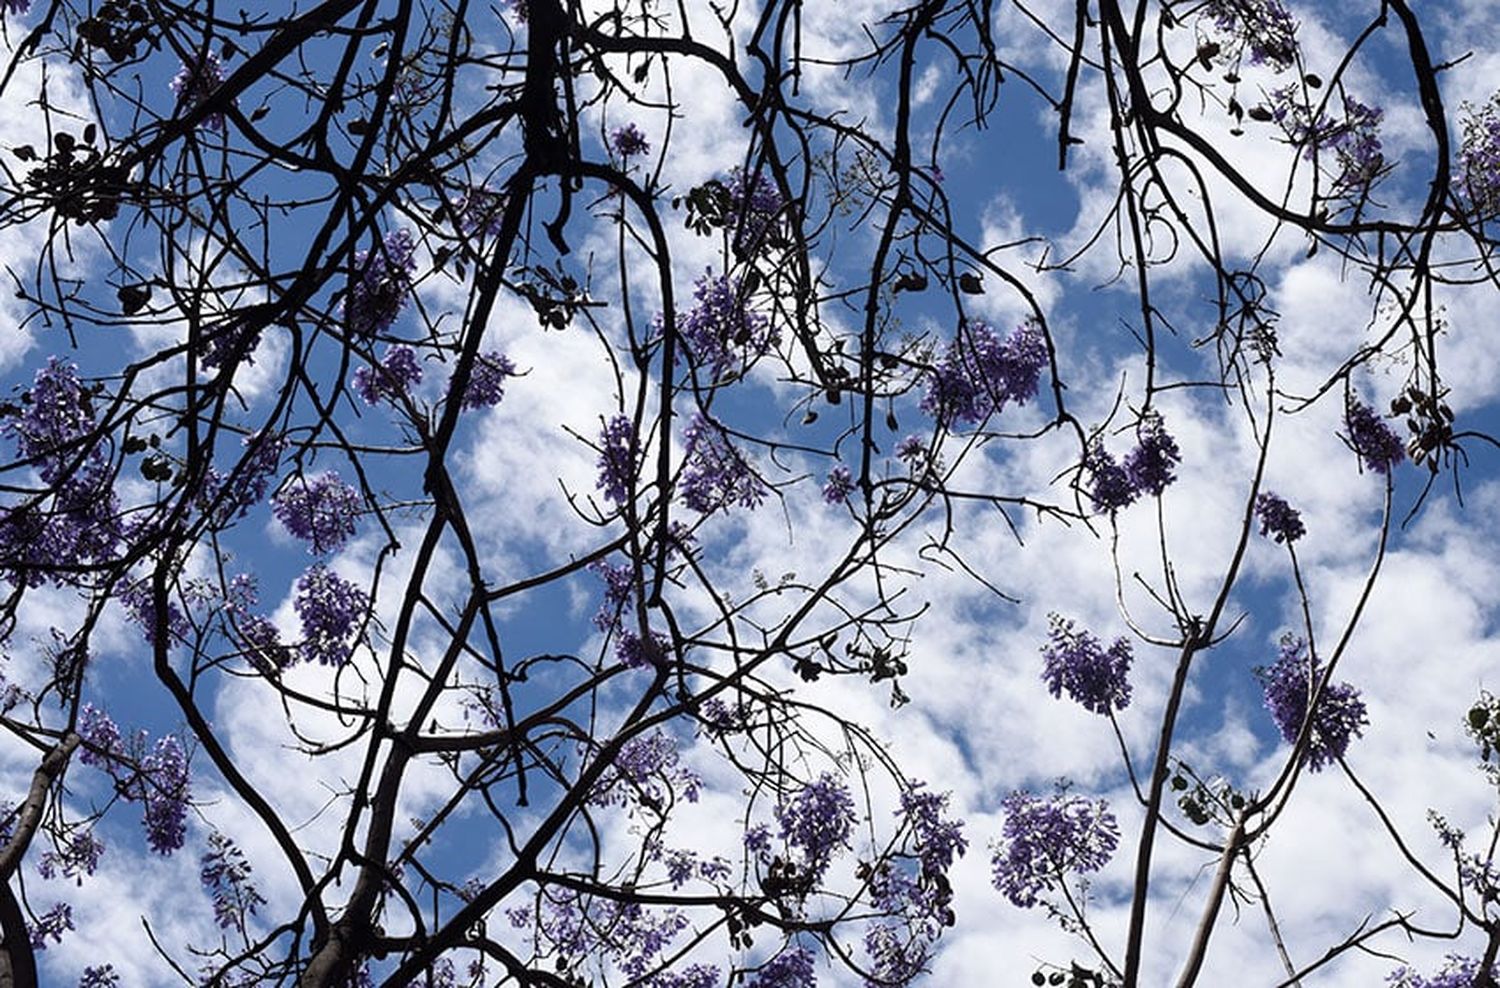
3 0 1500 985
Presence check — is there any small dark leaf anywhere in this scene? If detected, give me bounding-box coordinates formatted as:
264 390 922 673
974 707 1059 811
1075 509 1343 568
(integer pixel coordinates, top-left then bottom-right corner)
347 118 369 135
1033 974 1046 987
250 104 270 122
1305 73 1322 88
1224 72 1240 84
894 272 928 293
957 272 984 294
222 39 238 60
633 59 650 84
141 455 173 482
1228 97 1243 120
123 435 147 454
1470 706 1490 729
54 132 75 153
1247 106 1274 122
372 41 389 58
83 124 97 145
886 410 898 431
12 145 34 161
117 284 151 315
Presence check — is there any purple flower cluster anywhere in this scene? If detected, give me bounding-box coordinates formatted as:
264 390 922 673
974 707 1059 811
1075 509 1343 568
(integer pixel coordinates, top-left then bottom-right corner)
1122 414 1180 496
456 186 507 237
656 845 730 889
353 345 423 405
1387 956 1500 988
610 122 650 159
273 471 361 554
1457 93 1500 217
141 735 190 854
1254 491 1305 543
596 414 638 506
1040 614 1133 715
79 704 127 773
28 901 73 950
77 704 192 854
200 830 267 930
591 731 702 808
6 357 98 484
0 461 121 588
650 965 721 988
614 627 669 668
1203 0 1298 71
900 784 968 880
1269 87 1385 194
919 320 1047 426
459 351 516 409
199 318 262 369
776 773 856 882
590 559 635 633
3 0 31 17
676 272 777 379
1257 635 1368 772
822 464 854 505
517 888 710 985
698 697 749 735
119 578 189 647
750 946 816 988
1344 399 1405 474
344 229 417 337
1083 416 1182 513
991 788 1119 908
294 564 367 666
198 431 283 527
857 784 965 982
861 923 927 988
79 967 120 988
895 435 926 464
38 830 105 883
726 167 784 256
170 52 229 131
680 414 766 514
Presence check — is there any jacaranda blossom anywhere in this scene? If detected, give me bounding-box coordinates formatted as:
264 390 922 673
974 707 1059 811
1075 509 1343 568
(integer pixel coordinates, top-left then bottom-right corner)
273 471 361 555
1254 491 1305 543
920 320 1046 426
991 788 1118 908
344 230 417 336
1344 399 1405 474
1040 614 1133 715
1258 635 1367 771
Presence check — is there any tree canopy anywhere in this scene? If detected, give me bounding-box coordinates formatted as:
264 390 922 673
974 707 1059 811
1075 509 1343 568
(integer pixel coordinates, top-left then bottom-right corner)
0 0 1499 985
